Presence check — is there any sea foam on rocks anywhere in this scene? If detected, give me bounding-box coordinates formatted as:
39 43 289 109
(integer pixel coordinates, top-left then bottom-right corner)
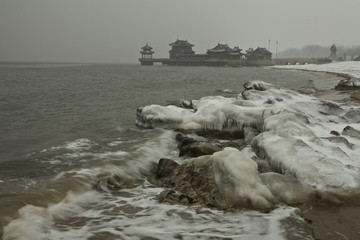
137 80 360 207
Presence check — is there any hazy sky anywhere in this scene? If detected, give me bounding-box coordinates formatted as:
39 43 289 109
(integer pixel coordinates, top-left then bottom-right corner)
1 0 359 63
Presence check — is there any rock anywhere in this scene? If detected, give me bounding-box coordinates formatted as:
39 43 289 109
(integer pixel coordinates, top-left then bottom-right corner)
326 136 353 149
175 133 186 142
342 125 360 139
179 141 221 157
318 101 344 116
176 133 245 157
177 134 215 157
158 190 194 205
243 81 273 91
156 158 179 179
195 130 244 140
344 108 360 121
181 100 193 109
179 137 197 147
335 78 360 90
330 130 340 136
150 156 223 209
150 148 281 211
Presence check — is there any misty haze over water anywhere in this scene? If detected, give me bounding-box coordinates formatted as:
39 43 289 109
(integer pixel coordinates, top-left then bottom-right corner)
1 0 360 63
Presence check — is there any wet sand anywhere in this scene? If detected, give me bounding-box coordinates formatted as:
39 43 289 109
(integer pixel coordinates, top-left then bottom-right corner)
300 203 360 240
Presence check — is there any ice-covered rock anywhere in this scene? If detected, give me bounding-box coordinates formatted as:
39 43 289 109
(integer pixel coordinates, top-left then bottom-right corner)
136 96 262 130
210 147 276 209
139 80 360 204
335 78 360 90
152 148 276 210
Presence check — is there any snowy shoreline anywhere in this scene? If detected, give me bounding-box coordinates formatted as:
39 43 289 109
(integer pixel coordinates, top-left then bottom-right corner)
274 61 360 104
272 61 360 79
135 62 360 239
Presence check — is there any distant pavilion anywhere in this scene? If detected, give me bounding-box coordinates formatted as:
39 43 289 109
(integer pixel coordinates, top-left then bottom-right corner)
140 43 154 65
140 43 154 59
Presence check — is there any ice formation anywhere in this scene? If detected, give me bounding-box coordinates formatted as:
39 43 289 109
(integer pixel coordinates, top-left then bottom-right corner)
210 147 275 208
137 80 360 204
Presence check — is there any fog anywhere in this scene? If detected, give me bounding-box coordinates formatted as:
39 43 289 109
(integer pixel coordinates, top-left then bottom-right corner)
0 0 359 63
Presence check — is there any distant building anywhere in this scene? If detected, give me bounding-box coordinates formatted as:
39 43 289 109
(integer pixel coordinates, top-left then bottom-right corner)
139 39 276 66
246 47 272 60
140 43 154 59
169 39 195 59
354 56 360 61
139 43 155 65
206 43 242 59
330 44 337 60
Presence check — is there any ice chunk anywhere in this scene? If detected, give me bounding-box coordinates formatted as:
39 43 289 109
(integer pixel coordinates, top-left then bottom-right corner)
211 147 275 209
136 96 263 131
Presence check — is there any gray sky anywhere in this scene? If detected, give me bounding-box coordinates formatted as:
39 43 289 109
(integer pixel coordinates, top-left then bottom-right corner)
1 0 359 63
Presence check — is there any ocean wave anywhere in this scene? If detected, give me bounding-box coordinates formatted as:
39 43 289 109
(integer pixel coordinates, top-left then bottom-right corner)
5 179 310 240
2 130 180 239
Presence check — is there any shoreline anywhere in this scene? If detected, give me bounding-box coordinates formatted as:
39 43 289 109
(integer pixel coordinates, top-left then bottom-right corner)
275 66 360 106
276 66 360 239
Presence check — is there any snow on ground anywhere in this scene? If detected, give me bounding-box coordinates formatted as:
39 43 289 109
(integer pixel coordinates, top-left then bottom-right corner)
273 61 360 79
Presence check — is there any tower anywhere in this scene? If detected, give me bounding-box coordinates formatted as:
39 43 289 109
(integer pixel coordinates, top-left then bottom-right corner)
330 44 337 61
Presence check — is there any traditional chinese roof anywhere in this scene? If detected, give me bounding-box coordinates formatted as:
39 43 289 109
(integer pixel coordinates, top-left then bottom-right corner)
247 47 271 55
255 47 271 54
140 50 154 54
207 43 242 54
207 43 231 52
169 39 194 47
140 43 154 54
141 43 153 50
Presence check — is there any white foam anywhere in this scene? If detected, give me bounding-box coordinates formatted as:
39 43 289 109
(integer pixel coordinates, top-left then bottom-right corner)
3 128 314 239
3 190 101 240
44 181 308 240
40 138 96 153
107 139 124 146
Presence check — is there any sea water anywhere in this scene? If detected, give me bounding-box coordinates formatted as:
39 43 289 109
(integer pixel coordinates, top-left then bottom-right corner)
0 63 337 239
